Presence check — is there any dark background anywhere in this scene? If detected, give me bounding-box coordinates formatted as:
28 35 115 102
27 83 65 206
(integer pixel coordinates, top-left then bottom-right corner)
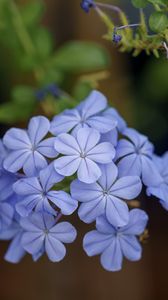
0 1 168 299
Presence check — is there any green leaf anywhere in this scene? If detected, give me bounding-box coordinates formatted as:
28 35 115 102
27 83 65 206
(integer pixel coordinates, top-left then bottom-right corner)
21 1 45 27
12 85 35 103
149 12 168 32
148 0 168 6
131 0 148 8
33 28 53 59
51 41 110 73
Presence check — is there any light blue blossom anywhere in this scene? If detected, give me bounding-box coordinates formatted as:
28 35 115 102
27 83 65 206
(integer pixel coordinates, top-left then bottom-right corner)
0 202 14 231
54 127 115 183
20 212 77 262
147 153 168 210
13 164 78 217
83 209 148 272
71 162 142 227
50 90 117 135
116 128 162 186
3 116 57 177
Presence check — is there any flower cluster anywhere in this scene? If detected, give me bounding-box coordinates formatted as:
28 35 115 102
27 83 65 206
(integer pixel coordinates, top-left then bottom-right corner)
0 90 167 271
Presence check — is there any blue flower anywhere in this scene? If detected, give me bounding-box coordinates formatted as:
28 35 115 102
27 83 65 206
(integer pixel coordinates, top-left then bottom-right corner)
0 169 18 201
83 209 148 271
80 0 95 13
36 84 61 101
3 116 57 177
147 153 168 210
116 128 162 186
13 164 78 217
50 90 117 135
54 127 115 184
71 162 142 226
20 212 77 262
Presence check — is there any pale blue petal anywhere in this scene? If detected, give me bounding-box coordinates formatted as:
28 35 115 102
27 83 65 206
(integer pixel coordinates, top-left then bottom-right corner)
100 238 123 271
87 142 115 163
3 128 31 150
83 230 112 256
28 116 50 145
45 235 66 262
103 108 127 132
47 190 78 215
13 177 42 195
70 179 102 202
50 222 77 243
96 215 116 234
101 129 118 147
54 133 80 155
3 150 30 173
21 232 44 254
39 163 64 191
78 195 106 223
118 154 141 177
81 90 107 119
54 156 80 176
16 195 43 217
121 209 148 235
4 232 25 263
116 139 135 160
106 195 129 227
77 158 101 183
120 235 142 261
110 176 142 200
141 156 163 187
76 128 100 152
0 203 14 230
87 116 117 133
50 109 80 135
37 137 58 158
23 151 48 177
98 163 118 190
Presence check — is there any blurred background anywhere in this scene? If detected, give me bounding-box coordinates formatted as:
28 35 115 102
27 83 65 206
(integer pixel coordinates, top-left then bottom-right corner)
0 0 168 299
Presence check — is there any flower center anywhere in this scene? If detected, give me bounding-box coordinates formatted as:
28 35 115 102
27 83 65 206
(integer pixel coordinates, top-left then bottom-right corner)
80 151 86 158
44 229 49 235
103 190 110 196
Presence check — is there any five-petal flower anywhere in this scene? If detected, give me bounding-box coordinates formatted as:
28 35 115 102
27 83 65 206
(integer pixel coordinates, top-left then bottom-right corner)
3 116 57 177
83 209 148 271
13 164 78 217
116 128 162 186
20 212 77 262
54 127 115 184
71 162 142 226
50 90 117 136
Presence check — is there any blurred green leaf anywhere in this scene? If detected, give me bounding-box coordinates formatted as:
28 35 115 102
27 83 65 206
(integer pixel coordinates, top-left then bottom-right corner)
149 12 168 32
21 1 45 28
131 0 148 8
51 41 110 73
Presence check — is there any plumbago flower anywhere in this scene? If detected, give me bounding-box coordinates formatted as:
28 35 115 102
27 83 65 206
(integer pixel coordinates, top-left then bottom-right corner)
20 212 77 262
13 163 78 217
147 153 168 210
54 127 115 183
116 128 162 187
3 116 57 177
71 162 142 227
0 89 167 270
50 90 117 135
83 209 148 271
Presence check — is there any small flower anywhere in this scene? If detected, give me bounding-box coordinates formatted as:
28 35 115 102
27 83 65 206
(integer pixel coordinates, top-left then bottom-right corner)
147 153 168 210
83 209 148 272
36 84 61 101
3 116 57 177
71 162 142 226
20 212 77 262
112 33 122 43
54 127 115 184
50 90 117 135
80 0 95 13
13 164 78 217
116 128 162 186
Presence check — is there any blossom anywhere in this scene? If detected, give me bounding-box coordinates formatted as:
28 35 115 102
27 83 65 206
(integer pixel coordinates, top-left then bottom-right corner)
71 162 142 226
80 0 95 13
20 212 77 262
147 153 168 210
54 127 115 184
116 128 162 186
3 116 57 177
13 164 78 217
50 90 117 136
83 209 148 272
